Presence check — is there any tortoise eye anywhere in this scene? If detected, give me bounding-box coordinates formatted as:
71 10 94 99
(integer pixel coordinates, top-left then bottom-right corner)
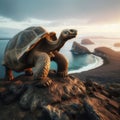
70 29 74 33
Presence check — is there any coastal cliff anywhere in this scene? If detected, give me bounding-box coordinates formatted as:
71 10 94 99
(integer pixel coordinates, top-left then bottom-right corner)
75 47 120 82
94 47 120 60
71 41 90 55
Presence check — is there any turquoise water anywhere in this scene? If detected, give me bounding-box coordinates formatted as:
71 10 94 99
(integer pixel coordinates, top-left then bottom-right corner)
0 39 99 78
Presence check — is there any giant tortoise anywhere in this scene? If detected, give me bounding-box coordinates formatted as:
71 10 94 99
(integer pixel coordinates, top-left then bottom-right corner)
3 26 77 86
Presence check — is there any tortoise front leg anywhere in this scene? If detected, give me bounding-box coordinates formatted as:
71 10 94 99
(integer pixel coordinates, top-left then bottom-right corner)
52 51 68 77
4 67 14 80
31 51 52 87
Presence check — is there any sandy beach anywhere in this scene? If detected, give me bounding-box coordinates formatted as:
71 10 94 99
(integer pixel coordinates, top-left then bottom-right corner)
73 47 120 84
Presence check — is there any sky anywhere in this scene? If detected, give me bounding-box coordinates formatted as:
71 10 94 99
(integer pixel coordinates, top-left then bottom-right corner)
0 0 120 37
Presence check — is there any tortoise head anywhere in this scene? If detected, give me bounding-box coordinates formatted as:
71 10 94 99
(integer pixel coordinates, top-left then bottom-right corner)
60 29 77 41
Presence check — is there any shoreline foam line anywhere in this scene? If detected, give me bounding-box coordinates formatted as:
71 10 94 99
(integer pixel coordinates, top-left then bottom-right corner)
68 54 103 74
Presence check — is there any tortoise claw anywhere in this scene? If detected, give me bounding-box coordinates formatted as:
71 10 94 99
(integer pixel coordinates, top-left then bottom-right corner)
35 77 53 88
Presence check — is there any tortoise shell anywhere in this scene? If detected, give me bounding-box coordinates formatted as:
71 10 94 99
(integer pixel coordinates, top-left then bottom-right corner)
4 26 48 60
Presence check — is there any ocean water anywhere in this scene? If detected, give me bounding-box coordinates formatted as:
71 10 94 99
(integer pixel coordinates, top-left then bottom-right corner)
0 39 103 78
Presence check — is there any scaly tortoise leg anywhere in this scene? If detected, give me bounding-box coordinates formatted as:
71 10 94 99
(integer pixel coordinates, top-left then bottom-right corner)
4 66 14 80
52 51 68 77
33 51 52 87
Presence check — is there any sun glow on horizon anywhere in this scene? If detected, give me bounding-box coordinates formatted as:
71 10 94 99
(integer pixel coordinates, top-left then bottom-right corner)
76 23 120 37
0 16 120 38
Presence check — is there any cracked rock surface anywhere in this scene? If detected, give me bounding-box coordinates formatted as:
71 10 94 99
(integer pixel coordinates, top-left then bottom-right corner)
0 72 120 120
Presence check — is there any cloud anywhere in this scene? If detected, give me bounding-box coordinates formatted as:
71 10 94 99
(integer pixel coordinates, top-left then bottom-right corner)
0 0 120 24
0 15 90 36
0 0 120 37
0 16 53 37
0 16 53 29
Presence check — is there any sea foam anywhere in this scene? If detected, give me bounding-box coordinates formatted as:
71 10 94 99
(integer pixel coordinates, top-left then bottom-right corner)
68 54 103 74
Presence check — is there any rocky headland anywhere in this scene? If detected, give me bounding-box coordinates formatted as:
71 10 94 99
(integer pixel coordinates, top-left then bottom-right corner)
74 47 120 83
71 41 90 55
0 71 120 120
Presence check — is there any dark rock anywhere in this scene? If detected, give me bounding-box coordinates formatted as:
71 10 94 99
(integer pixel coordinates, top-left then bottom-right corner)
105 83 120 102
71 41 90 55
36 108 51 120
0 87 18 104
9 84 26 95
0 74 120 120
84 101 100 120
0 81 27 104
19 87 34 110
43 105 69 120
81 39 94 45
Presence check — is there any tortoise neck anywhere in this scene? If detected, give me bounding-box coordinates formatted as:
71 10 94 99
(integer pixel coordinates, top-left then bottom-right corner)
46 35 66 51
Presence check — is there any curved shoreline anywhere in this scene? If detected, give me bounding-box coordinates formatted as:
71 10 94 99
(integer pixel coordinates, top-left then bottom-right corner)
68 54 104 74
73 47 120 84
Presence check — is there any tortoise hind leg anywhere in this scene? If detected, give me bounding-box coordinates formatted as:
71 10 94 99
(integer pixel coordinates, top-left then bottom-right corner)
24 68 33 76
32 51 52 86
52 51 68 77
4 67 14 80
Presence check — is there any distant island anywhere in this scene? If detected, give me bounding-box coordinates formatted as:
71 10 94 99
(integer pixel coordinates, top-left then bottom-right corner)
114 43 120 47
81 38 94 45
82 36 120 39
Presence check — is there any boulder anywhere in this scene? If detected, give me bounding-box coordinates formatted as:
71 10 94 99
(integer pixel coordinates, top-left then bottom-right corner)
71 41 90 55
